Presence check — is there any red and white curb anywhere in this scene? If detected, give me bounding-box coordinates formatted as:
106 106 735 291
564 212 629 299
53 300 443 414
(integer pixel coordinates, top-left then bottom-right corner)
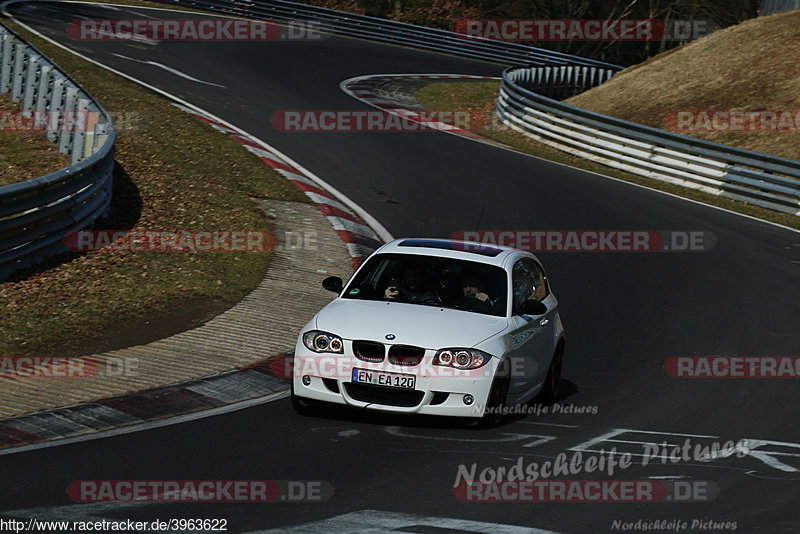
341 73 499 142
174 103 383 269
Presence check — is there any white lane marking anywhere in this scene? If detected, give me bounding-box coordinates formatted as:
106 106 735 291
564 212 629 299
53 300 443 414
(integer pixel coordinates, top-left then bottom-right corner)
569 428 800 473
744 439 800 472
2 0 393 244
97 29 158 45
342 73 800 237
0 390 288 457
516 421 579 428
111 53 225 87
123 8 160 19
253 510 560 533
338 429 360 437
521 435 557 448
0 0 393 451
385 425 554 446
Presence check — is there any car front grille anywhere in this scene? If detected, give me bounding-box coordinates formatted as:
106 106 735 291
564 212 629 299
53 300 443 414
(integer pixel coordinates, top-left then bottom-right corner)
344 383 424 407
353 340 385 362
388 344 425 366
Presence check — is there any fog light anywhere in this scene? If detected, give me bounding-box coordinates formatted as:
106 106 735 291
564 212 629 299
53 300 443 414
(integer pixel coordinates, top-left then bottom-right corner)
463 394 474 405
302 375 311 386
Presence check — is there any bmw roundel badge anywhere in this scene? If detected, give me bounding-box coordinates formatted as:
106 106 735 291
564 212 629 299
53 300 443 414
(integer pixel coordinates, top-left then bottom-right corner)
385 334 396 340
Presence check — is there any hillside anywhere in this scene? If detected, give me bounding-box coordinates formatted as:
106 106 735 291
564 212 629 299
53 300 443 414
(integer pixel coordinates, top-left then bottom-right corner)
566 10 800 161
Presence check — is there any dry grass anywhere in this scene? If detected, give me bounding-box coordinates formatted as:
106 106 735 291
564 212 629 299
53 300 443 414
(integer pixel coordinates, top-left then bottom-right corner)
567 10 800 160
415 80 800 230
0 94 69 186
0 18 309 356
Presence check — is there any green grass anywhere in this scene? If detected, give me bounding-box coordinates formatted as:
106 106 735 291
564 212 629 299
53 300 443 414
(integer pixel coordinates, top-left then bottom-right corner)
0 18 310 356
416 80 800 230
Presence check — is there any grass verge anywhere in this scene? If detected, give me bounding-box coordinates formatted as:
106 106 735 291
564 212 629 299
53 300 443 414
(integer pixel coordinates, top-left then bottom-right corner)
416 80 800 231
566 10 800 162
0 17 310 356
0 94 69 186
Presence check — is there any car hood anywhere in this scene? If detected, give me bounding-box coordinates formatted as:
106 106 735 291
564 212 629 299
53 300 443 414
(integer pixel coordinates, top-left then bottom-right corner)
314 299 508 349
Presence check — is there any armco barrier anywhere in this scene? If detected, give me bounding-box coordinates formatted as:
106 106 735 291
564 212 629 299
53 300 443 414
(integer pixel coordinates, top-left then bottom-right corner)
154 0 620 69
497 66 800 215
760 0 800 15
160 0 799 216
0 21 115 280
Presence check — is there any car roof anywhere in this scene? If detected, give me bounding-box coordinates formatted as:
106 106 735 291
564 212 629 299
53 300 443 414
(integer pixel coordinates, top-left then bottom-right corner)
374 238 521 267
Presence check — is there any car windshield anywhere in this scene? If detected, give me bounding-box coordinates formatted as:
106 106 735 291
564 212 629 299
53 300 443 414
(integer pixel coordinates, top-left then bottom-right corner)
342 253 507 317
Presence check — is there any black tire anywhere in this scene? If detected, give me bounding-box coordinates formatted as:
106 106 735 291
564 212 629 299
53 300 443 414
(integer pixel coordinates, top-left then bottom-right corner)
290 379 318 416
475 359 511 428
538 343 564 403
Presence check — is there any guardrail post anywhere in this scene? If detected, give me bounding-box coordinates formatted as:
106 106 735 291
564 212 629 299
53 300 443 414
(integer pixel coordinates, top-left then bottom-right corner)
93 118 110 153
34 64 51 129
0 21 117 280
542 67 551 97
47 75 66 142
71 98 89 165
22 54 39 111
58 85 78 154
0 32 12 93
10 41 26 101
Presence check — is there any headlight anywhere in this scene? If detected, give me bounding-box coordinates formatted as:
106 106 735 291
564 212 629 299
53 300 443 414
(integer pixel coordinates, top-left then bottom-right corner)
433 348 491 369
303 330 344 353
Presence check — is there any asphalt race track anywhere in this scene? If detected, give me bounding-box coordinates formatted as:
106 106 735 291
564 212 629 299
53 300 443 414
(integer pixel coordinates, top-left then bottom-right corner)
2 3 800 532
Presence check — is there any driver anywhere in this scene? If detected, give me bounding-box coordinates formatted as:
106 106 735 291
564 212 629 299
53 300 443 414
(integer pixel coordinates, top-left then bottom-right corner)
384 264 440 302
461 272 494 306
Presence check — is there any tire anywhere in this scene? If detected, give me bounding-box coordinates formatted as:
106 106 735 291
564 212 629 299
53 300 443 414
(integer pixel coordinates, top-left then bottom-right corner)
475 359 511 428
290 378 318 416
538 343 564 403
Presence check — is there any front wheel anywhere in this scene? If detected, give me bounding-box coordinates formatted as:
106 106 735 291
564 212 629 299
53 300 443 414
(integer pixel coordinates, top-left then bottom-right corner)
290 379 318 416
538 343 564 403
475 359 511 428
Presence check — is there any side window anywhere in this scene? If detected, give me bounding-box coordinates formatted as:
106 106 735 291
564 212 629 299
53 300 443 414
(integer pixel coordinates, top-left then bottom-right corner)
531 261 549 300
512 259 548 311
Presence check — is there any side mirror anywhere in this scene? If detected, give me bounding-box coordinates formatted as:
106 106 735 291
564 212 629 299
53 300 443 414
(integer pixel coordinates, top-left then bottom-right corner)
516 299 547 316
322 276 343 294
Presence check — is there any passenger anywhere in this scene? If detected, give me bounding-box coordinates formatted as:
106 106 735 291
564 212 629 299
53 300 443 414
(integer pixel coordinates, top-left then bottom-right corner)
384 264 440 302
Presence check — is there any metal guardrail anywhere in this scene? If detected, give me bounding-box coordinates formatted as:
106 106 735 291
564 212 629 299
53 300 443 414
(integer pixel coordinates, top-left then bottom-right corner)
760 0 800 15
167 0 799 216
160 0 622 70
0 21 115 279
497 66 800 215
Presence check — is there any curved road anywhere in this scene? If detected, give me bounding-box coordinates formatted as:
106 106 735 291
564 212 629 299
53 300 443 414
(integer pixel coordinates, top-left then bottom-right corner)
2 2 799 532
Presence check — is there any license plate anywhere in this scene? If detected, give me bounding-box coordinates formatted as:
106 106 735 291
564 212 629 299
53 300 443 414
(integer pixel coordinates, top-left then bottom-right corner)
351 368 416 389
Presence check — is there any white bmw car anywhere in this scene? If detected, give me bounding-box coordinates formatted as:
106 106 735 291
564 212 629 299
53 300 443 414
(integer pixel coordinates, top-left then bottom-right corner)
291 238 565 424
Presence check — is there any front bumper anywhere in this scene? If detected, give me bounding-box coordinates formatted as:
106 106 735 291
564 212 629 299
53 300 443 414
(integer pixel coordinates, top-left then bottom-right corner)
291 347 499 418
